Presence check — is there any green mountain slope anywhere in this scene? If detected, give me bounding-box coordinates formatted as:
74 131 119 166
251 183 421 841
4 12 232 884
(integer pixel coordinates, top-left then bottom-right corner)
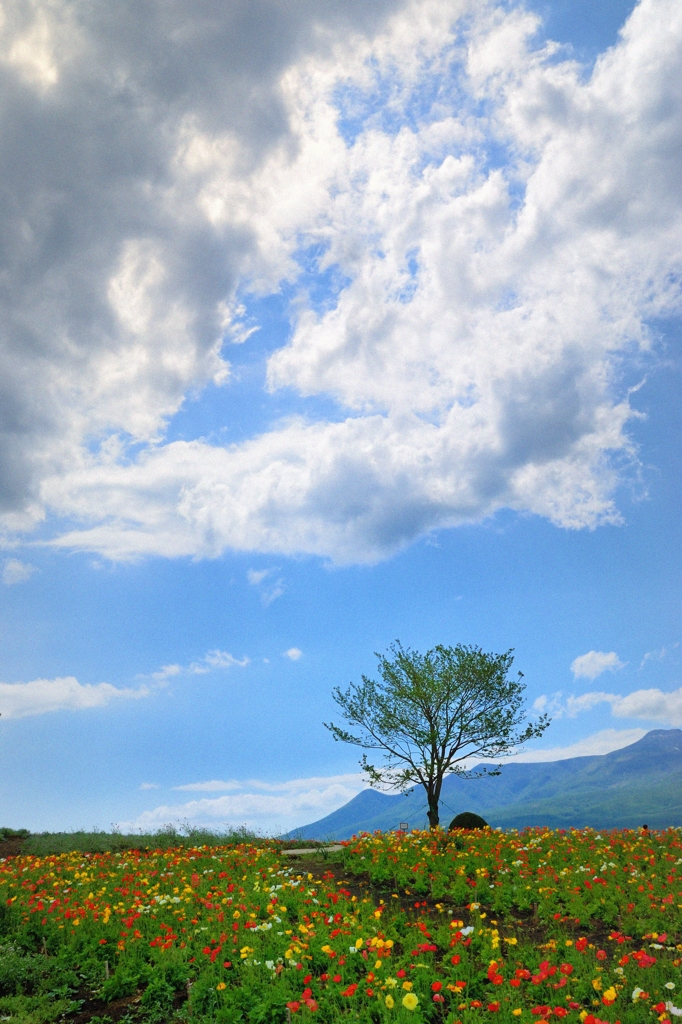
288 728 682 839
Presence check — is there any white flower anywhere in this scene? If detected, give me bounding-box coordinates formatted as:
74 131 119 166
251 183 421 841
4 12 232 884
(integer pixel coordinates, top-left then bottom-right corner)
665 1002 682 1018
460 926 474 936
665 983 676 990
632 988 644 1001
349 946 358 954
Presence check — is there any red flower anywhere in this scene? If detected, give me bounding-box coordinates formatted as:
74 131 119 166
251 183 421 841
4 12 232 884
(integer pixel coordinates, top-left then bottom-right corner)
575 938 588 952
286 1002 300 1013
341 983 358 997
333 974 342 983
487 1001 500 1011
431 981 443 992
433 994 445 1002
596 950 607 961
559 964 573 975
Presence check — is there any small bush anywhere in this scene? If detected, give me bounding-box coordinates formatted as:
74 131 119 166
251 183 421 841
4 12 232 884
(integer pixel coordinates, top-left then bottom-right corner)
448 810 488 829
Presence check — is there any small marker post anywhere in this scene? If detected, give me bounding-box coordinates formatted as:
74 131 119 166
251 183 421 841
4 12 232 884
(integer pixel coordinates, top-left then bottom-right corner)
399 822 409 831
104 960 109 979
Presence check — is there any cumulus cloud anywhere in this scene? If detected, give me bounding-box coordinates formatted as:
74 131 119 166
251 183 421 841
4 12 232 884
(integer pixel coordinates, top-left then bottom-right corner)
284 647 302 661
129 773 367 834
571 650 625 680
1 0 682 562
0 676 148 719
1 558 37 584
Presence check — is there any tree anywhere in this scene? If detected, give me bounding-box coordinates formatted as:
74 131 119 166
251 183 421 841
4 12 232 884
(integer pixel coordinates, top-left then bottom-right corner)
325 642 550 829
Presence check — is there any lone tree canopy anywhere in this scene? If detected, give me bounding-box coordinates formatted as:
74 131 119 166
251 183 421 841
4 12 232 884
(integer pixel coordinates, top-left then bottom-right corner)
325 642 550 829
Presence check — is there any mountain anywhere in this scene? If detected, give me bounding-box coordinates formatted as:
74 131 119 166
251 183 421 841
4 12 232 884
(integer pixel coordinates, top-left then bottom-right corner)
288 729 682 839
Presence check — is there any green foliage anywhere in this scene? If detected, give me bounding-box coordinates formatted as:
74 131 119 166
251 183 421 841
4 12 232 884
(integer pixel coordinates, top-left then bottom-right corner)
326 641 549 826
20 824 265 857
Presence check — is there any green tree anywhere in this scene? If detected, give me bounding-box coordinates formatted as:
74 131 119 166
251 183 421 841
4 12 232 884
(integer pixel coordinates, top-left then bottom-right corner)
325 642 550 829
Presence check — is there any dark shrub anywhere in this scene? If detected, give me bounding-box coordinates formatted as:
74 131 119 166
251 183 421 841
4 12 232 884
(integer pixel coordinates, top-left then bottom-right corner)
448 811 488 830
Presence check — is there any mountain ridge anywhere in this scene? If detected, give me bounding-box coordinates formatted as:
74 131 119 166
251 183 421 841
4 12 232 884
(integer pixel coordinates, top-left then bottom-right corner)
287 729 682 839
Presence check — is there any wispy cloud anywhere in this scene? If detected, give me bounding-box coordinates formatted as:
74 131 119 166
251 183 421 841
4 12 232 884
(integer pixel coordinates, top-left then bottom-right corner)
534 685 682 727
139 782 159 790
129 773 367 834
640 642 679 669
247 568 285 606
505 728 647 763
0 676 149 719
189 650 250 674
2 558 37 585
571 651 625 680
284 648 302 661
148 649 249 681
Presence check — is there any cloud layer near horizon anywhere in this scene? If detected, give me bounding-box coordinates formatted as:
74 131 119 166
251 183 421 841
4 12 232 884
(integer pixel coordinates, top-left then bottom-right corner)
127 728 651 832
1 0 681 563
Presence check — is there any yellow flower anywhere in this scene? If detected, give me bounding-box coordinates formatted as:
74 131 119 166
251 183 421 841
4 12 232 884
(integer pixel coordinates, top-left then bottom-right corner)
603 987 617 1002
216 982 226 991
355 938 364 949
385 995 395 1009
513 1011 522 1017
402 980 413 990
375 960 382 969
402 992 419 1010
385 977 397 988
592 978 602 991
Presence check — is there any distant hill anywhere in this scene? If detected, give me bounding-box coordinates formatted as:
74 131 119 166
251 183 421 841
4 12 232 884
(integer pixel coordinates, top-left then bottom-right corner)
287 729 682 839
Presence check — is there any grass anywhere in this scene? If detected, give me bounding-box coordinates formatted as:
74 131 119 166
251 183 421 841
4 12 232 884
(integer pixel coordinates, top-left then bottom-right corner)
0 826 335 857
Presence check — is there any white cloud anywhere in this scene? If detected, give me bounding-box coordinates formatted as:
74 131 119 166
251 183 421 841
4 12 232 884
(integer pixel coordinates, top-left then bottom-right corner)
173 780 242 793
247 569 270 586
247 567 285 606
151 664 181 682
190 650 250 673
2 558 37 585
149 649 249 680
505 728 647 762
130 773 367 834
534 685 682 727
139 782 159 790
2 0 682 564
0 676 148 719
571 651 625 680
284 647 302 661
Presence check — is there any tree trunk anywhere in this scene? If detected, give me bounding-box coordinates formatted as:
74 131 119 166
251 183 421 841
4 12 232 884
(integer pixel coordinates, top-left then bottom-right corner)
427 792 440 829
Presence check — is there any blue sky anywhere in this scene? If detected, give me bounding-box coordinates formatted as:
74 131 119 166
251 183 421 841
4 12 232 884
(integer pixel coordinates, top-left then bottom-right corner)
1 0 681 835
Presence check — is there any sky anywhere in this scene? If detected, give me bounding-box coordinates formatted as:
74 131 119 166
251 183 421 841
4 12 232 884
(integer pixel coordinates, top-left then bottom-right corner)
1 0 681 837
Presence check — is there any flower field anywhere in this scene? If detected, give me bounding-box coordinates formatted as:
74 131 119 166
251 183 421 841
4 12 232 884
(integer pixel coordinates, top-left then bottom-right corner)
0 827 681 1023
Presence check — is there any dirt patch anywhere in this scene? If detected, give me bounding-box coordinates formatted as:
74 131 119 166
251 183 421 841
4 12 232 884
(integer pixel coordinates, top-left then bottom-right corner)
0 837 25 858
298 856 649 953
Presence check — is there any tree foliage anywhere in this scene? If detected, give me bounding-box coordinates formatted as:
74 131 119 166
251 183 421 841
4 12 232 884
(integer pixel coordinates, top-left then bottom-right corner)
325 642 550 828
